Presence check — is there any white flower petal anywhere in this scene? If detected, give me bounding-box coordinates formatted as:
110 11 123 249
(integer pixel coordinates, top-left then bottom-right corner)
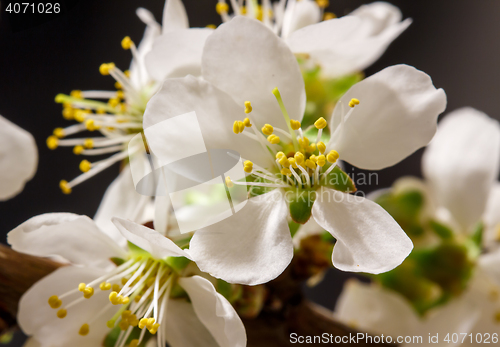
328 65 446 170
178 276 246 347
162 0 189 33
422 108 500 232
286 3 411 77
145 28 213 81
18 266 118 347
0 115 37 201
477 250 500 287
8 213 125 268
202 16 306 129
143 76 275 169
94 162 152 248
281 0 320 38
335 280 419 338
188 189 293 285
129 8 162 89
484 183 500 247
111 217 190 259
312 188 413 274
23 338 40 347
164 299 219 347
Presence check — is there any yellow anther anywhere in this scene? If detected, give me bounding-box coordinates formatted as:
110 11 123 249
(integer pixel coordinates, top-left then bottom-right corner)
244 101 253 114
62 107 74 120
46 136 59 150
149 323 161 335
83 286 94 299
240 6 247 14
100 282 111 291
316 0 329 8
146 277 155 287
225 176 234 188
82 139 93 149
326 150 340 163
147 318 155 328
243 160 253 173
108 98 119 107
116 91 125 100
121 296 130 305
307 143 317 153
52 128 65 139
309 155 317 163
112 284 121 292
74 110 86 122
216 2 229 14
121 277 128 285
317 141 326 154
57 309 67 319
317 155 326 167
323 12 336 20
138 318 149 329
124 70 131 78
96 108 106 114
119 320 129 330
261 124 274 136
281 168 292 176
79 160 92 173
129 315 139 327
233 120 245 134
305 159 316 170
122 310 132 319
115 81 122 89
290 119 301 130
109 291 120 305
206 24 217 29
130 339 139 347
243 117 252 127
276 151 286 159
99 63 115 76
73 145 84 155
348 98 360 108
70 90 83 98
59 180 72 194
78 283 86 292
298 137 310 148
279 156 290 168
78 324 89 336
48 295 62 309
107 320 115 328
85 119 99 131
289 157 298 169
121 36 133 50
294 152 305 165
267 134 280 144
255 4 263 21
314 117 327 130
134 295 141 303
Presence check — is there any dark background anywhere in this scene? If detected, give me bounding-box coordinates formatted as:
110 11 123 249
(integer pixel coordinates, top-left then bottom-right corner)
1 0 500 345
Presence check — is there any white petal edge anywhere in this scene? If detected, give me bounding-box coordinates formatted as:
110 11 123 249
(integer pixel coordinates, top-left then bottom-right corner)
188 189 293 285
312 188 413 274
178 276 247 347
112 217 190 259
8 213 126 268
0 115 37 201
202 16 306 130
422 108 500 232
328 64 446 170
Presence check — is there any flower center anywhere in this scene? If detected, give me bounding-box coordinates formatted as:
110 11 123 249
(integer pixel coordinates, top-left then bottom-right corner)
46 37 158 194
226 88 360 193
47 255 176 347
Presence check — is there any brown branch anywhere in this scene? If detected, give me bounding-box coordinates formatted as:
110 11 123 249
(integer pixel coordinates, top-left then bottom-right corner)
0 244 395 346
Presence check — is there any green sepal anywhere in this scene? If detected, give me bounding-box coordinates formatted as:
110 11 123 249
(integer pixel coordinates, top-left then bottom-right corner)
165 256 191 274
287 188 317 224
320 166 356 193
289 220 301 238
217 279 243 304
110 257 125 266
470 222 484 248
429 220 454 240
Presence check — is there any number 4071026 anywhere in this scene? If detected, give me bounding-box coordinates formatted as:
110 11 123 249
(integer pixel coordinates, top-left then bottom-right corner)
5 3 60 14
